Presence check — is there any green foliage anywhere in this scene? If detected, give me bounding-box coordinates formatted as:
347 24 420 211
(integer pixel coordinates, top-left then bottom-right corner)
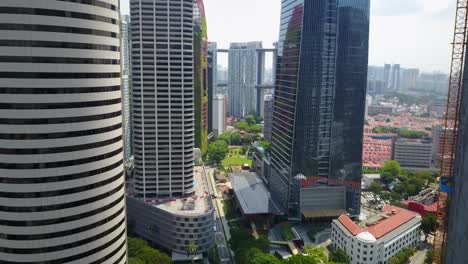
222 199 237 220
372 126 399 134
256 236 271 253
208 247 220 264
127 237 172 264
369 182 383 194
230 132 243 145
259 140 272 153
421 214 437 241
381 172 396 185
251 250 283 264
382 160 401 177
229 225 277 264
425 250 433 264
235 120 250 131
246 114 257 126
128 258 145 264
208 140 229 165
185 241 198 263
388 247 417 264
399 129 428 139
285 254 319 264
303 246 329 263
329 248 351 264
281 223 295 241
218 132 233 144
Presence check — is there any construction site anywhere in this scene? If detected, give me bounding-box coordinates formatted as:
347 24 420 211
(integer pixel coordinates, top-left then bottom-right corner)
431 0 468 263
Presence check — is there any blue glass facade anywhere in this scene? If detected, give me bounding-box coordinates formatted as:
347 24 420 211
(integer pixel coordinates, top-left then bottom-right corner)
270 0 370 217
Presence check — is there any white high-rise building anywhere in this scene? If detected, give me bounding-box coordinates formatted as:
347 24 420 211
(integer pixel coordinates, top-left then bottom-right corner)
127 0 215 258
212 94 226 135
228 42 262 117
0 1 127 263
121 15 133 162
131 0 195 198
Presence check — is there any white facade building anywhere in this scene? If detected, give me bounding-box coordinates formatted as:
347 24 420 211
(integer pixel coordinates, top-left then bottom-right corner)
228 42 262 117
332 205 421 264
0 1 127 263
131 0 195 198
212 94 226 135
393 138 432 169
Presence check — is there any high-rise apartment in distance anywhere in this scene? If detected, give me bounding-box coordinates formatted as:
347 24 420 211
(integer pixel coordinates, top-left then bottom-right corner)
208 42 218 134
0 1 127 263
128 0 214 259
194 2 209 157
228 42 262 117
122 14 133 162
270 0 370 218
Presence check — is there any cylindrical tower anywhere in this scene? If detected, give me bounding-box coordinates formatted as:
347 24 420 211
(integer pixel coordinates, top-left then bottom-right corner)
0 1 127 263
131 0 195 199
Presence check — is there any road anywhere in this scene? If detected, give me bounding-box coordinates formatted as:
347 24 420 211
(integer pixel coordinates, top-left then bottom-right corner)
203 165 233 264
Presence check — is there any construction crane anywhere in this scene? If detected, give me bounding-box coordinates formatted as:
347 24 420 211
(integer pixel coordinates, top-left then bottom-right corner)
432 0 468 263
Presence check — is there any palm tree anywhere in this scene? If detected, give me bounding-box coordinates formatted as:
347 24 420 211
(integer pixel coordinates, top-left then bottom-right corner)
185 241 199 263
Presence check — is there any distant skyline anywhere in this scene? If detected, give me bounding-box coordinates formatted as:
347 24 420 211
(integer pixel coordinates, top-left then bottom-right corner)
121 0 455 72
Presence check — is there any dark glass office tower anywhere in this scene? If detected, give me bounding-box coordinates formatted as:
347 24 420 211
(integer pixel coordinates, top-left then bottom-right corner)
270 0 370 217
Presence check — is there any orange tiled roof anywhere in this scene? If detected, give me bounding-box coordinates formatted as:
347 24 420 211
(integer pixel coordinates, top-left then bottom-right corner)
337 205 419 239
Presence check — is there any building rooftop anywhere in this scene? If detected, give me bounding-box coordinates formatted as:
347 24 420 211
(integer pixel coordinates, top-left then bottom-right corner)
337 205 420 239
229 172 282 215
362 134 393 169
128 166 213 216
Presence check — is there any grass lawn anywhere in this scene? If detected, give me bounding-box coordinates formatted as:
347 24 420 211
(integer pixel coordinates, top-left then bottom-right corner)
222 156 252 167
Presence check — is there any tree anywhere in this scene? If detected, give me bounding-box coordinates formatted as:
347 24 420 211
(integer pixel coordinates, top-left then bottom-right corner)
388 247 416 264
251 252 282 264
230 132 243 145
303 246 328 263
329 248 351 263
185 241 198 263
382 160 401 177
425 250 433 264
129 258 145 264
421 214 436 242
369 182 383 194
256 236 271 253
236 120 250 131
259 140 272 153
208 140 229 165
218 131 232 144
127 237 172 264
246 114 257 126
285 254 319 264
381 172 396 185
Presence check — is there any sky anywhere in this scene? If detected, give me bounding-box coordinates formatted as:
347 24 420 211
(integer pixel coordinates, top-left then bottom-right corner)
121 0 455 73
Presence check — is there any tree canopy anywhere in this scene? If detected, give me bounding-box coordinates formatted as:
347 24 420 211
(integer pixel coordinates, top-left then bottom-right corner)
208 140 229 165
388 247 416 264
128 237 172 264
421 214 437 241
382 160 401 177
329 248 351 263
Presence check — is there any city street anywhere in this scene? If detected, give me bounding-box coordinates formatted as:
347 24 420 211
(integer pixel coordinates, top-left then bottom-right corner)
203 166 233 263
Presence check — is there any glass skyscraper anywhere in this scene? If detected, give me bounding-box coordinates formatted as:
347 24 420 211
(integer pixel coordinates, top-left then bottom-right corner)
270 0 370 217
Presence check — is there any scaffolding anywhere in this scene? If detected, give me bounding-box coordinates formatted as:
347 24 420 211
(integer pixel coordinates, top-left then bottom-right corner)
432 0 468 263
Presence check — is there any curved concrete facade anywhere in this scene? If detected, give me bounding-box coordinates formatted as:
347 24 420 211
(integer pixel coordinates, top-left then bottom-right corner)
127 196 214 254
0 1 127 263
131 0 195 198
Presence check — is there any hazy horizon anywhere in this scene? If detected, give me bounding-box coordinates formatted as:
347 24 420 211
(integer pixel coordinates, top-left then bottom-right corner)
121 0 455 73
